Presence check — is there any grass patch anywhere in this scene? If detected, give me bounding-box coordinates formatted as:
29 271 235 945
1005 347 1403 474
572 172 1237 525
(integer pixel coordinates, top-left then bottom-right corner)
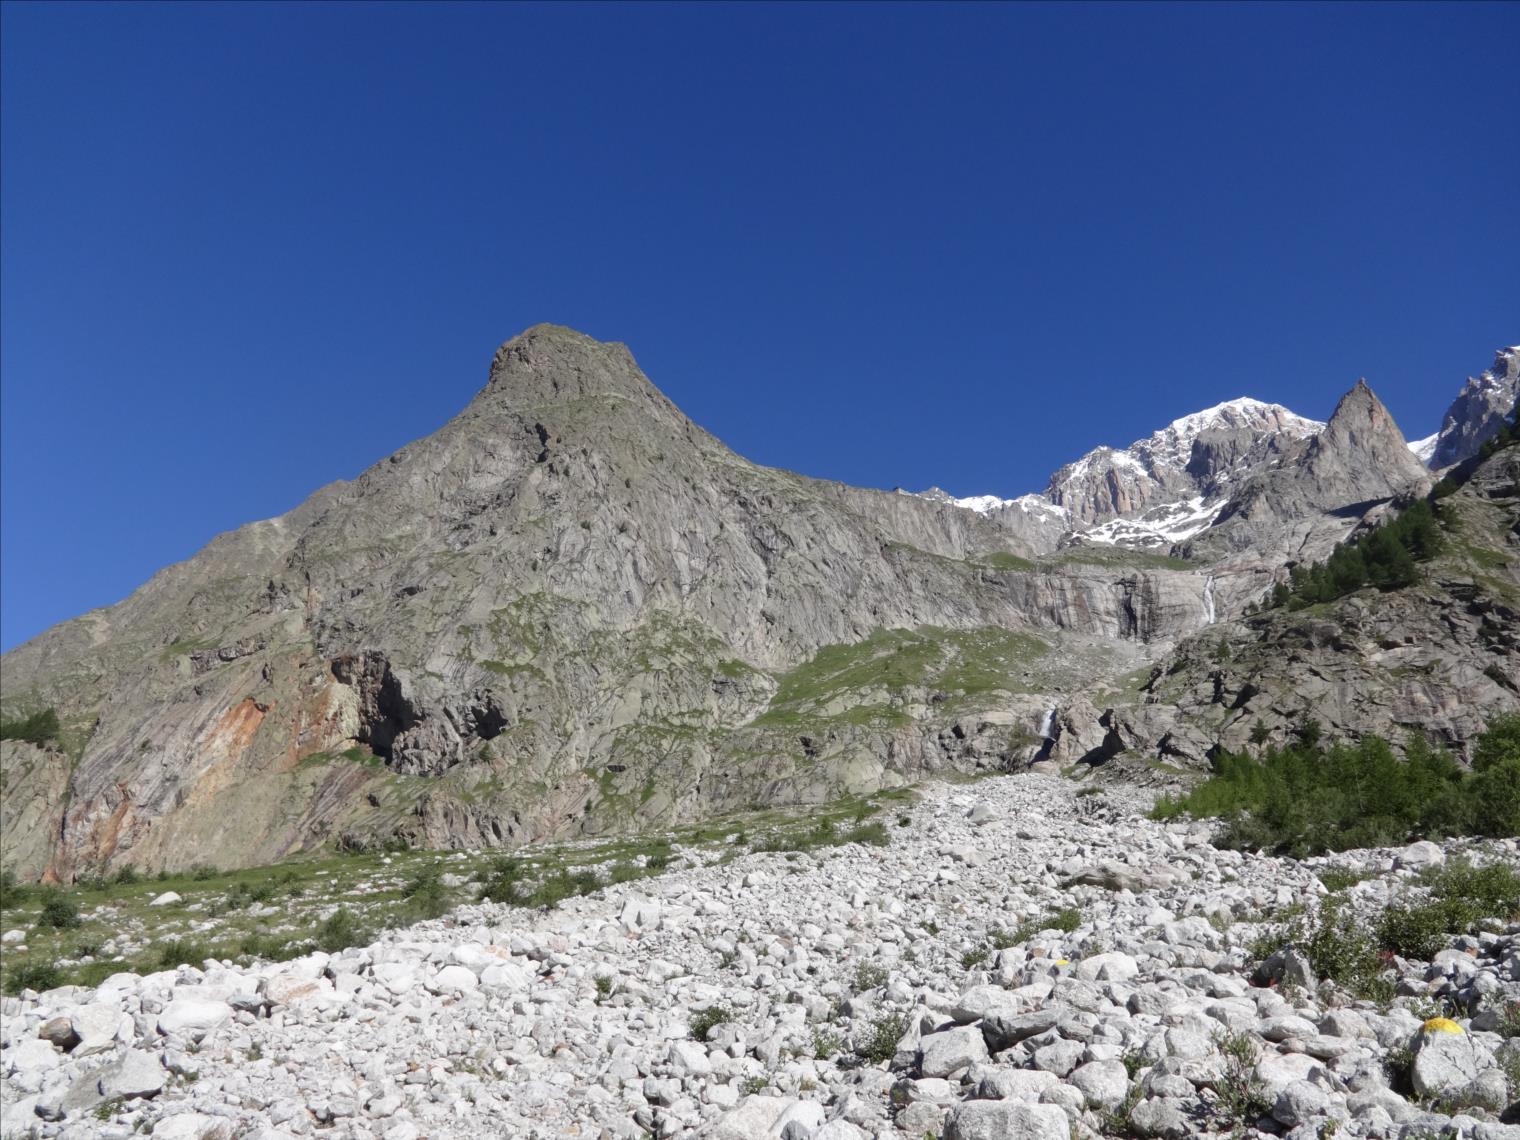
752 625 1048 727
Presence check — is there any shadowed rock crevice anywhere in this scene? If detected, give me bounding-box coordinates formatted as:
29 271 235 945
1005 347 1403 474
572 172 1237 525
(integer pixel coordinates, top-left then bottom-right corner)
330 653 418 762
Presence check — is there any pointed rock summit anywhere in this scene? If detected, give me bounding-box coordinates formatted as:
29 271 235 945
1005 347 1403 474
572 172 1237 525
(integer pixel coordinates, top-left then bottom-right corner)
1298 378 1432 504
1427 347 1520 470
1204 378 1431 547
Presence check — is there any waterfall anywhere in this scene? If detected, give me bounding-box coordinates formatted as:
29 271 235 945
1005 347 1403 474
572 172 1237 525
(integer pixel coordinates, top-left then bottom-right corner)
1201 573 1217 625
1037 706 1056 740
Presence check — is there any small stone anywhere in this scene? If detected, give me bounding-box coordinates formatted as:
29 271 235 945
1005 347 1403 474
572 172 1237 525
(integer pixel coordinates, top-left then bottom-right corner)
773 1101 827 1139
668 1039 712 1076
1074 952 1140 983
1395 841 1445 870
72 1003 126 1056
918 1025 989 1078
39 1017 80 1050
942 1101 1071 1140
149 891 183 907
159 998 232 1040
1255 1052 1325 1094
1410 1023 1478 1098
5 1038 61 1081
152 1114 234 1139
429 965 479 993
1272 1079 1330 1127
712 1095 793 1140
1126 1098 1189 1139
1069 1060 1130 1110
98 1050 166 1100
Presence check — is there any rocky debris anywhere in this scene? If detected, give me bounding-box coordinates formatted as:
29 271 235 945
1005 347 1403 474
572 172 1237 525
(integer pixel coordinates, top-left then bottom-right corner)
3 773 1518 1140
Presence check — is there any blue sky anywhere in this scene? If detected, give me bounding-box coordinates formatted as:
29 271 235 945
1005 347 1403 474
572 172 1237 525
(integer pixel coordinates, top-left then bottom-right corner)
2 1 1517 651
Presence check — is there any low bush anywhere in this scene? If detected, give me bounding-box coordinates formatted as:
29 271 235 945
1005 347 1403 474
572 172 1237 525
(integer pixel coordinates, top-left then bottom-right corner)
3 960 63 995
1152 717 1520 856
401 864 452 921
0 868 33 909
37 892 81 930
478 857 527 905
0 708 60 746
840 821 889 847
315 907 367 953
529 868 601 908
155 939 212 969
858 1012 907 1065
689 1005 732 1041
1376 857 1520 959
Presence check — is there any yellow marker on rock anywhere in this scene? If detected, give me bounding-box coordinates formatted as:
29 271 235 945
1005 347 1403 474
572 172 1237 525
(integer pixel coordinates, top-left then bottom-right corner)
1421 1017 1463 1034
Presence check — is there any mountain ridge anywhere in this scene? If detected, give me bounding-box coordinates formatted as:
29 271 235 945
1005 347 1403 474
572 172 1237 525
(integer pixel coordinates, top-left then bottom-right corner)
1 326 1514 880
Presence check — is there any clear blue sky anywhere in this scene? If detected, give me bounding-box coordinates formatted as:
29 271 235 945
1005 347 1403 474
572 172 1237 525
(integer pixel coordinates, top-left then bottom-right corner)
2 2 1517 651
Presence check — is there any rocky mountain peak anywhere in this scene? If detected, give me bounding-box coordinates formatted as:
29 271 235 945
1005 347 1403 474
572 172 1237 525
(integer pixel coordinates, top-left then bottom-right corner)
1311 378 1426 483
1427 346 1520 469
486 324 636 392
1038 397 1322 528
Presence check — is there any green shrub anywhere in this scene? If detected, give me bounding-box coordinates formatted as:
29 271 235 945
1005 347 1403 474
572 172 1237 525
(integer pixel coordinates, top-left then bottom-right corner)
155 939 211 969
812 1029 842 1059
1153 719 1519 856
987 925 1019 950
858 1012 907 1065
960 946 989 969
478 857 527 905
0 868 33 909
854 962 889 991
1267 498 1440 610
1253 894 1391 1001
689 1005 732 1041
1376 858 1520 959
3 960 63 995
1496 1001 1520 1039
0 708 60 746
1209 1031 1269 1127
840 821 889 847
401 864 452 921
1317 865 1371 892
529 868 601 908
315 908 367 953
37 892 81 930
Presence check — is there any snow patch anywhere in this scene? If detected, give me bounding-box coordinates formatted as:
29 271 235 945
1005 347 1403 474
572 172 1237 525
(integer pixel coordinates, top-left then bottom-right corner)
1076 495 1222 550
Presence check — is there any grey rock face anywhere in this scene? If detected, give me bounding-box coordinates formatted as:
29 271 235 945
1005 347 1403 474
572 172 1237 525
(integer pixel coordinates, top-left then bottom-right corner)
1127 446 1520 767
0 325 1222 878
1429 347 1520 469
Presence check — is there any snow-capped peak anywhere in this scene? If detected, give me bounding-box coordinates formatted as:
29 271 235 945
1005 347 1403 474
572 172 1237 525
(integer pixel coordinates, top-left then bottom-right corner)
1134 397 1323 471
